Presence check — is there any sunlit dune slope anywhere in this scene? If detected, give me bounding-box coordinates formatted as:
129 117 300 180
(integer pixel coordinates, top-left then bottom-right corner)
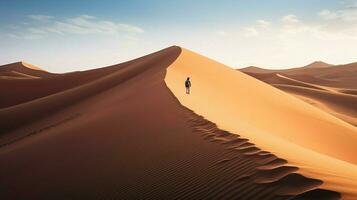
21 62 45 71
242 70 357 127
275 85 357 126
165 48 357 199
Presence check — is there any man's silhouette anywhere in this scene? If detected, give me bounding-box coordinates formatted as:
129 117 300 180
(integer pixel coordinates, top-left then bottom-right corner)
185 77 191 94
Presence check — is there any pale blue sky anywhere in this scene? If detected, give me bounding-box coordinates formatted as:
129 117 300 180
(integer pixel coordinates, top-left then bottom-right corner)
1 0 357 72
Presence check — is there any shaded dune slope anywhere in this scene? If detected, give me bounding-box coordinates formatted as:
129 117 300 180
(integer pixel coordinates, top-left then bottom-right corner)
0 71 40 79
0 54 172 109
0 46 339 199
339 88 357 95
0 47 179 136
0 62 52 78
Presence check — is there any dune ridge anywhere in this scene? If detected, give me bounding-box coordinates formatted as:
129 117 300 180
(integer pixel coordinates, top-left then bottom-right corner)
166 48 357 199
0 46 342 199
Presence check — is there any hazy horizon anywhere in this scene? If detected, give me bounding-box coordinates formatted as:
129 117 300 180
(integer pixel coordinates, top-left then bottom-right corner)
1 0 357 72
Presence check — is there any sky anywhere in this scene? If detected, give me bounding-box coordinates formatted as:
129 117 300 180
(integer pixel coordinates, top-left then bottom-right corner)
1 0 357 72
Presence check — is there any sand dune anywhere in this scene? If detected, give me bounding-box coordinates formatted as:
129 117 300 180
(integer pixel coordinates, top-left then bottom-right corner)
241 64 357 127
245 72 326 91
166 48 357 199
241 61 357 89
0 46 355 199
0 53 178 109
275 85 357 126
0 71 40 79
240 61 331 74
0 62 53 78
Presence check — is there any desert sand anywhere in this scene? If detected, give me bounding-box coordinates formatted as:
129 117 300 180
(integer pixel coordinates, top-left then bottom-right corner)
240 63 357 126
0 46 355 199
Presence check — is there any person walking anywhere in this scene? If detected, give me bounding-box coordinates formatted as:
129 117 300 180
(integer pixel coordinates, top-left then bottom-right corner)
185 77 191 94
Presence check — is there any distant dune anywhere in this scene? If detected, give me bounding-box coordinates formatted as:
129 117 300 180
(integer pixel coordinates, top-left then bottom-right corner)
0 62 53 78
241 61 357 89
240 62 357 127
0 47 356 199
241 61 332 74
